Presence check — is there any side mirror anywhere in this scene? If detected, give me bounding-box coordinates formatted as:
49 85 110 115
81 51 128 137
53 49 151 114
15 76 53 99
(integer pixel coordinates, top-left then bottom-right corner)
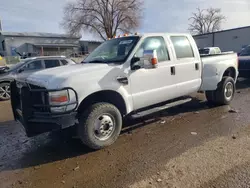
18 68 24 73
142 49 158 69
131 57 141 70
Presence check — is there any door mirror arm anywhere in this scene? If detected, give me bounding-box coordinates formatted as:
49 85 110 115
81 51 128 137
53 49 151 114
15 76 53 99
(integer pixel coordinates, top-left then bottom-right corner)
131 57 141 70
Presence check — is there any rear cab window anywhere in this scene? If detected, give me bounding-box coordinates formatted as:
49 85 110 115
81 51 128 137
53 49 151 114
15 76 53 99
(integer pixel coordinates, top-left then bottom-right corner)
170 36 194 59
44 59 61 68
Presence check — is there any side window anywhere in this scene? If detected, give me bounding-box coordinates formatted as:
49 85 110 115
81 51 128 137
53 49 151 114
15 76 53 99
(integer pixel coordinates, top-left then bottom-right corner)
60 60 68 65
170 36 194 59
210 49 215 54
44 60 61 68
23 60 42 71
215 48 221 54
135 36 169 62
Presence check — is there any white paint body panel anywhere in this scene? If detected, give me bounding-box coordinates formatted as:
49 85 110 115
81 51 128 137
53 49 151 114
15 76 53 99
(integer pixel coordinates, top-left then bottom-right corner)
24 33 238 115
200 53 238 91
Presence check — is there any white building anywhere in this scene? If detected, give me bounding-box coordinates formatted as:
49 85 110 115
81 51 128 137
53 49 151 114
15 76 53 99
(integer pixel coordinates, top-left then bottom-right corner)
193 26 250 53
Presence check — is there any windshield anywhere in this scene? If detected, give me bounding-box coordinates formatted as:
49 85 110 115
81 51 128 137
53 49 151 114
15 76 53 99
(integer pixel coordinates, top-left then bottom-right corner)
84 36 140 64
240 46 250 56
199 49 209 55
7 60 27 72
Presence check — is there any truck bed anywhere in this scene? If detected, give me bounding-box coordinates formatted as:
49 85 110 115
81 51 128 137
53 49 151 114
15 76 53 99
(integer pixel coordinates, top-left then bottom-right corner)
199 52 238 91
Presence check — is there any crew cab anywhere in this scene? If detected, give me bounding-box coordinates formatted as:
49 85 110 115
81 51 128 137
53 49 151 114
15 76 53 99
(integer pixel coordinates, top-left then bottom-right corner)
11 33 238 149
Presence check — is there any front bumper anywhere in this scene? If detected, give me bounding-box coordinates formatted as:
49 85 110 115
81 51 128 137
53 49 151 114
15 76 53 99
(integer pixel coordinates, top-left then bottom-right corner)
10 81 78 137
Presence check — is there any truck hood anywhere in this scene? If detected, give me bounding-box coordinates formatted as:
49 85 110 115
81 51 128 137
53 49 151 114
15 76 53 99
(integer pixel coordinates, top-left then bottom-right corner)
25 63 113 88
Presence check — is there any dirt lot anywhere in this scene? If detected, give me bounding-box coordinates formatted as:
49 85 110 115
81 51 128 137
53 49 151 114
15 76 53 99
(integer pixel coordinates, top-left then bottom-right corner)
1 79 250 188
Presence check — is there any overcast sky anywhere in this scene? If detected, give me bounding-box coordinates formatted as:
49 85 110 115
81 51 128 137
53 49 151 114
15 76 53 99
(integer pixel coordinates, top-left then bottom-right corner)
1 0 250 40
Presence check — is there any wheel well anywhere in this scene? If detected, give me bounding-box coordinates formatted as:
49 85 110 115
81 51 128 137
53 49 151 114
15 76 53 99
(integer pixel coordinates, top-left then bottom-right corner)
77 90 127 116
223 67 236 80
0 81 11 85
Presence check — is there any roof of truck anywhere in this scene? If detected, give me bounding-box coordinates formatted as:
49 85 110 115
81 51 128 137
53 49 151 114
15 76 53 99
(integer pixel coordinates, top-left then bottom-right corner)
110 33 191 39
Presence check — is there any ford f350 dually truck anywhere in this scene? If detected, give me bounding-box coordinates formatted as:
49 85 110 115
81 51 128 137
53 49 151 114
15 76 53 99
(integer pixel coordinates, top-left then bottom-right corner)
11 33 238 149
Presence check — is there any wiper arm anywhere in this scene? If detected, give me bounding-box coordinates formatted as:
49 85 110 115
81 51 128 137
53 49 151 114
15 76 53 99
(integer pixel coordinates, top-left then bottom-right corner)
87 60 107 64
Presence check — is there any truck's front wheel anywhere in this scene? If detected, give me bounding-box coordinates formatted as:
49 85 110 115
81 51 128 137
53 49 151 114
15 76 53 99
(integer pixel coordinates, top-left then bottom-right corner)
78 102 122 150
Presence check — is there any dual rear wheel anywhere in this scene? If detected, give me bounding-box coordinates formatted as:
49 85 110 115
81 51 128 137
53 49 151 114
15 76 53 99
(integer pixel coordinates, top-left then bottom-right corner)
205 76 235 105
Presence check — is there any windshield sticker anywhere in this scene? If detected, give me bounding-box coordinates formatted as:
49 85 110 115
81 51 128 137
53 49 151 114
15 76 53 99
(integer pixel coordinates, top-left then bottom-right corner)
119 40 133 45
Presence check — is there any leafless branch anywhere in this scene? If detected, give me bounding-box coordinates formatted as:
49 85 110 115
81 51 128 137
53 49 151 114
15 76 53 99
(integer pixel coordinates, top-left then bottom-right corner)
61 0 143 40
188 7 226 35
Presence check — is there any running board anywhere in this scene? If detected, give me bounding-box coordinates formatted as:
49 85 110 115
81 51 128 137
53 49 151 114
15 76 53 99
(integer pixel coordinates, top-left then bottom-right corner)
132 98 192 118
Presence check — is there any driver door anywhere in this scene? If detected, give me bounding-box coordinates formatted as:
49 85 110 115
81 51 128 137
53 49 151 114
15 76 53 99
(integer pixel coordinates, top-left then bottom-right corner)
129 36 178 110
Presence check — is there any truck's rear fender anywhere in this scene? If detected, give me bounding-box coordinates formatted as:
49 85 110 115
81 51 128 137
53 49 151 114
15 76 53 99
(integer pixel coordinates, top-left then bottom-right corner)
200 57 238 91
77 88 132 117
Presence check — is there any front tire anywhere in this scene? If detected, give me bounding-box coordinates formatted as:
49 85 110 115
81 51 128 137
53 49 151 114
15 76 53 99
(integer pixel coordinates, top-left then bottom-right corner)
0 82 11 101
78 102 122 150
206 76 235 105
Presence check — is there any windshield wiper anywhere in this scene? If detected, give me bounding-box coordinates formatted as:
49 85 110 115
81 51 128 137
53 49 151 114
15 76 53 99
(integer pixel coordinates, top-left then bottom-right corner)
87 60 108 64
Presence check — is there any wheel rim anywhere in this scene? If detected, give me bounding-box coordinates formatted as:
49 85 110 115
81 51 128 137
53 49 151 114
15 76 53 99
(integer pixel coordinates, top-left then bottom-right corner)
224 82 234 101
0 84 10 100
94 114 115 141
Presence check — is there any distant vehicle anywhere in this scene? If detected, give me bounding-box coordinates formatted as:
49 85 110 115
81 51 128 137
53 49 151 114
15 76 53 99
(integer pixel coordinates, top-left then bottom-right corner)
199 47 221 55
11 33 238 149
0 56 75 100
238 45 250 77
69 53 82 58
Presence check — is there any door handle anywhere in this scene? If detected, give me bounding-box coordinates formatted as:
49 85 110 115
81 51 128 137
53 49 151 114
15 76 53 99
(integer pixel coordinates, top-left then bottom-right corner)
195 63 199 70
117 76 128 85
171 66 175 75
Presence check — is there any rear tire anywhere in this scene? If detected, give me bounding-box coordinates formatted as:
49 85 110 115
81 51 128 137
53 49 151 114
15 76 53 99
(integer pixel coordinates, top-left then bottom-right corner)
205 90 216 104
78 102 122 150
206 76 235 105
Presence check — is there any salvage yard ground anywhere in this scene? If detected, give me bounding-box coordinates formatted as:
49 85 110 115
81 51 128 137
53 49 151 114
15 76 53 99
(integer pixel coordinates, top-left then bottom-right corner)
1 79 250 188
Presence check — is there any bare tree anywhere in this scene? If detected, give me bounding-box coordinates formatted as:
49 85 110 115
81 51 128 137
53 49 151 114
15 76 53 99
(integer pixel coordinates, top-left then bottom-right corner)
188 8 226 34
61 0 143 40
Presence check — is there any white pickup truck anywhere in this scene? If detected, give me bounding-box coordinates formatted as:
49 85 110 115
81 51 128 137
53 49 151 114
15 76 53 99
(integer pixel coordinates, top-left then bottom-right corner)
11 33 238 149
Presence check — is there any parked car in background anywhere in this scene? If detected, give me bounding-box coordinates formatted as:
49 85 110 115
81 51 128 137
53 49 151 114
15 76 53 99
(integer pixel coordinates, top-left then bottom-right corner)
0 66 9 74
199 47 221 55
0 56 75 100
238 45 250 77
11 33 238 149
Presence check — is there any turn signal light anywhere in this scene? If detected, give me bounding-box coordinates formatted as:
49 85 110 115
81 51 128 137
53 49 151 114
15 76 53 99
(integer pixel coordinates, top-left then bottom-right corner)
151 57 158 65
51 95 68 103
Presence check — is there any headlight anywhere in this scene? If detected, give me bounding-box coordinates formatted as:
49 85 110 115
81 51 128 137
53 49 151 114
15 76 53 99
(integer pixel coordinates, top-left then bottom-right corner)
49 89 77 113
